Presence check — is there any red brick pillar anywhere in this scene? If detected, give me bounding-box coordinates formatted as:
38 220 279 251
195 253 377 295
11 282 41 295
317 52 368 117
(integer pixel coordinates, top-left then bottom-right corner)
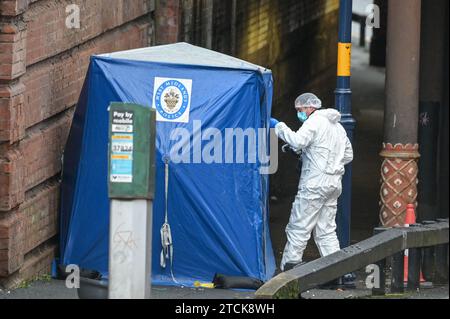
155 0 181 44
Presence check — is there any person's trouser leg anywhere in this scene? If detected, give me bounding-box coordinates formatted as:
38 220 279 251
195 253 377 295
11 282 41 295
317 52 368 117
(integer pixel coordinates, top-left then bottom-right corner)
313 187 341 257
281 192 324 271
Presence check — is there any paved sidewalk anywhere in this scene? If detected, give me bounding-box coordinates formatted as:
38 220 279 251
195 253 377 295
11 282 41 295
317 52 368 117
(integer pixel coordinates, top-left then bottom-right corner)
1 278 447 299
0 279 255 300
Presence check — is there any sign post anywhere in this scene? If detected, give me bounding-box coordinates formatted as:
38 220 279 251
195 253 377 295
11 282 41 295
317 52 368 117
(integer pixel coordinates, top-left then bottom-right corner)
107 103 156 299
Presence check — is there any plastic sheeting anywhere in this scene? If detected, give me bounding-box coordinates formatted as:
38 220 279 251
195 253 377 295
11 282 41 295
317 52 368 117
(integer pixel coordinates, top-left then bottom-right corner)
59 43 276 286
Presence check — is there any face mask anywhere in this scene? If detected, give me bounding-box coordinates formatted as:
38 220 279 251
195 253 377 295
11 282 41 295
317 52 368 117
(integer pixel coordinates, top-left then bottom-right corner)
297 111 308 123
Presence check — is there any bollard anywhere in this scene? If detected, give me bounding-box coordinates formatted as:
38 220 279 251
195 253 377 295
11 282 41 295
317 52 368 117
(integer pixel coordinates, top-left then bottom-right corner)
407 247 422 291
434 243 449 285
372 227 389 296
406 225 422 291
391 250 405 293
422 221 437 282
434 219 449 285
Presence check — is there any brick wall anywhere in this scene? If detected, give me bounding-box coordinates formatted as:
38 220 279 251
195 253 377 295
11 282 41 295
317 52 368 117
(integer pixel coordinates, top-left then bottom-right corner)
0 0 153 288
179 0 340 196
178 0 339 103
155 0 181 44
241 0 340 197
0 0 339 287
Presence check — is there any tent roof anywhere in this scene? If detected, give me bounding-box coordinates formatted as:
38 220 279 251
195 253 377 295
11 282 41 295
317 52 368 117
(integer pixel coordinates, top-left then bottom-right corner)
97 42 271 73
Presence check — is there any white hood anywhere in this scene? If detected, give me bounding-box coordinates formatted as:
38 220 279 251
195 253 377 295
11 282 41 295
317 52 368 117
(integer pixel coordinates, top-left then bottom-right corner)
316 109 341 124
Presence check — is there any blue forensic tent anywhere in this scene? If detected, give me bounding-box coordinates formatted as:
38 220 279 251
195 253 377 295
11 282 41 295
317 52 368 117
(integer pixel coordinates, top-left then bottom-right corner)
59 42 275 286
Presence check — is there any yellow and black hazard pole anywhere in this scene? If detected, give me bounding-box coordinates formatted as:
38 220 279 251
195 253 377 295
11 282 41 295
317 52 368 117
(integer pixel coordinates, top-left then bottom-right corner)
335 0 356 249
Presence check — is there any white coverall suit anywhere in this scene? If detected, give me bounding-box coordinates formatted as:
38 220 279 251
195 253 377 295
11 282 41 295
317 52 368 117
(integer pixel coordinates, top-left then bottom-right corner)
274 109 354 271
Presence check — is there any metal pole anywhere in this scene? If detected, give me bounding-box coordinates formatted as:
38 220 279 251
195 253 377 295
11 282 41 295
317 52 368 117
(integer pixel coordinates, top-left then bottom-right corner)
407 247 422 291
379 0 422 227
407 224 423 291
383 0 422 144
422 221 437 282
372 227 389 296
335 0 355 248
391 251 405 293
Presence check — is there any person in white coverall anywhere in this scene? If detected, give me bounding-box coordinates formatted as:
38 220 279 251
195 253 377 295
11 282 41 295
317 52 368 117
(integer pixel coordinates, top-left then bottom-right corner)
270 93 354 272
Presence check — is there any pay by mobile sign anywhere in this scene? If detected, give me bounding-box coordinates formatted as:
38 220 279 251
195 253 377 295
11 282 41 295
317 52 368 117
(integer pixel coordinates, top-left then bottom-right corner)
110 111 134 183
108 103 156 200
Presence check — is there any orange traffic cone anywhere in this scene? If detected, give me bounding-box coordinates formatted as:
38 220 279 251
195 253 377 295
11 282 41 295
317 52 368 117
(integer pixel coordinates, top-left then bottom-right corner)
404 204 416 226
403 204 426 283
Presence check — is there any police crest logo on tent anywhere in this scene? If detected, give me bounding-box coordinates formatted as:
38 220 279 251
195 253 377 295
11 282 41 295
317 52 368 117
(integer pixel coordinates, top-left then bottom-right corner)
153 77 192 123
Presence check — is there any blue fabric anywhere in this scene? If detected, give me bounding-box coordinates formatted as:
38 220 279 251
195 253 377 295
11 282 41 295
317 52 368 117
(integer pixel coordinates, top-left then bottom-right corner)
60 54 275 287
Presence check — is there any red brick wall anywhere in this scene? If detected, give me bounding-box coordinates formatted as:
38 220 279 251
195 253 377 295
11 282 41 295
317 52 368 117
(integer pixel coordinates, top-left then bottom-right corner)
155 0 181 44
0 0 152 287
1 0 339 287
179 0 339 102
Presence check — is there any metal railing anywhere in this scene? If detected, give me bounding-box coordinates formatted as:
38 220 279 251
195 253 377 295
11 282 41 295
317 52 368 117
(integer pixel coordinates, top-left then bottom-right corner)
255 219 449 299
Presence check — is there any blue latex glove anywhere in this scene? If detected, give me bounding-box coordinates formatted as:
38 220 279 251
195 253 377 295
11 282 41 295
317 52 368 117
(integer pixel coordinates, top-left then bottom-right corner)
270 118 279 128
